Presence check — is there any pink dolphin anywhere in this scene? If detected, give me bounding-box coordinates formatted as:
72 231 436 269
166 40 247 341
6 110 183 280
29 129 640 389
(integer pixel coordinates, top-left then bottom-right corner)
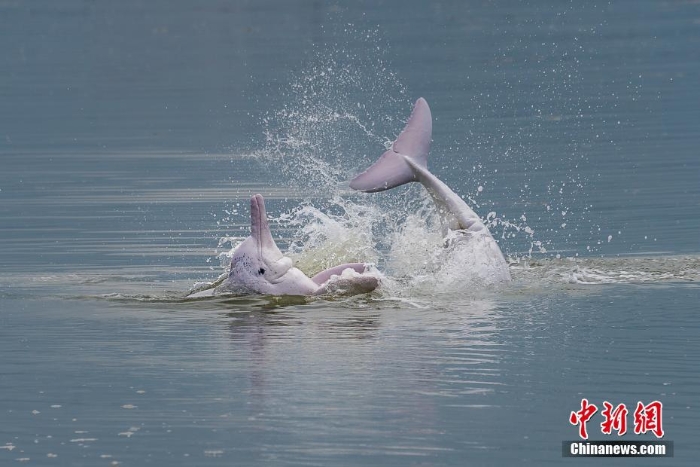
189 194 380 297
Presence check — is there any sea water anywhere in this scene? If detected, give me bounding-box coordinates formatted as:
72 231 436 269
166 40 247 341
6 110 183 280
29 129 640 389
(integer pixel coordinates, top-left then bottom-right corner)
1 1 699 465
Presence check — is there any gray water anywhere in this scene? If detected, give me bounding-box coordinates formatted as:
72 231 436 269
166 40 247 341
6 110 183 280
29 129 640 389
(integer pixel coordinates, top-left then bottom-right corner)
1 1 699 465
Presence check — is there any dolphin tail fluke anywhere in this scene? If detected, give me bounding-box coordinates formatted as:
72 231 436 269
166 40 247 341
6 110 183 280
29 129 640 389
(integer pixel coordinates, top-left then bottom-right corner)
349 98 432 193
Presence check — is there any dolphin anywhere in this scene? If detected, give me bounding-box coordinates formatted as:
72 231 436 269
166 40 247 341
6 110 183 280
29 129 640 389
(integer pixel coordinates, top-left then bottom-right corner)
350 98 511 283
188 194 380 297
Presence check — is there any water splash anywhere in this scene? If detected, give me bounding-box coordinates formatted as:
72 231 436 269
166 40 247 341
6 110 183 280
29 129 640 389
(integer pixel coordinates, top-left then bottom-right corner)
253 25 408 193
216 26 545 296
211 24 628 298
279 197 381 277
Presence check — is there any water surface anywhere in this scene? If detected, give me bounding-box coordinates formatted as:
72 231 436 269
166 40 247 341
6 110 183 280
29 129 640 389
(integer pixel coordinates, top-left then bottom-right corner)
1 1 699 465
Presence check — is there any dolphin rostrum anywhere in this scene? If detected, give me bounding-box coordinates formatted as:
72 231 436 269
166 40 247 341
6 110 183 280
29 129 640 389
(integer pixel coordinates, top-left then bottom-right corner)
350 98 511 283
188 194 380 297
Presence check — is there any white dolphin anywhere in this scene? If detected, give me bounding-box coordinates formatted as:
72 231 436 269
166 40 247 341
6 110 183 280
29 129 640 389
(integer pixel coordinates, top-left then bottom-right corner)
350 98 511 283
188 194 380 298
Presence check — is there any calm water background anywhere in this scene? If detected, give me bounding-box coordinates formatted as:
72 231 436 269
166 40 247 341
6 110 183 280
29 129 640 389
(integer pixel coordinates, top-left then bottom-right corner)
1 0 699 465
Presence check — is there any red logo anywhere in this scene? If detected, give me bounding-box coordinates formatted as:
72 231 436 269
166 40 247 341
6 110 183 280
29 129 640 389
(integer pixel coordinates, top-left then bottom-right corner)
633 401 664 438
570 399 664 439
569 399 598 440
600 402 628 436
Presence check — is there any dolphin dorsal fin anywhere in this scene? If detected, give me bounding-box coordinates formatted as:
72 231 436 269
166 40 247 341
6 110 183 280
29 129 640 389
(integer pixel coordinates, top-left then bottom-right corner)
349 98 432 193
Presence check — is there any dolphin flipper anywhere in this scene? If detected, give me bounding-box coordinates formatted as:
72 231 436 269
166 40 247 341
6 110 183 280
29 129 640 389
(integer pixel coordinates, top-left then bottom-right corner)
313 268 380 296
349 98 432 193
310 263 368 286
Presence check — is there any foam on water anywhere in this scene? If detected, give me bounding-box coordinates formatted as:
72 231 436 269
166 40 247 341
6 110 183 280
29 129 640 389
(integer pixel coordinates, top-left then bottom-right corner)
204 182 697 300
2 249 697 307
512 255 700 286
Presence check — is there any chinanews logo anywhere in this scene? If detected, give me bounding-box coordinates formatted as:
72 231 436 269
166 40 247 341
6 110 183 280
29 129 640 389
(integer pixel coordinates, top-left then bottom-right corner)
562 399 673 458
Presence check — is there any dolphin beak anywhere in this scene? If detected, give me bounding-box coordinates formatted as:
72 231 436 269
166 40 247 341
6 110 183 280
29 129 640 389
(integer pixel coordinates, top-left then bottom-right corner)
249 194 292 281
250 194 276 252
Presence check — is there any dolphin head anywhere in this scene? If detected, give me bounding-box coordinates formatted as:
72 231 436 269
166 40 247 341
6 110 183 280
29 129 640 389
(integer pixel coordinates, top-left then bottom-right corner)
229 195 294 285
203 194 379 297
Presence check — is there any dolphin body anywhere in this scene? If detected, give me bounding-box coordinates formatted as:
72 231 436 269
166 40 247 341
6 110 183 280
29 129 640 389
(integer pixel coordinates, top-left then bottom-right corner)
188 194 380 298
350 98 511 283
